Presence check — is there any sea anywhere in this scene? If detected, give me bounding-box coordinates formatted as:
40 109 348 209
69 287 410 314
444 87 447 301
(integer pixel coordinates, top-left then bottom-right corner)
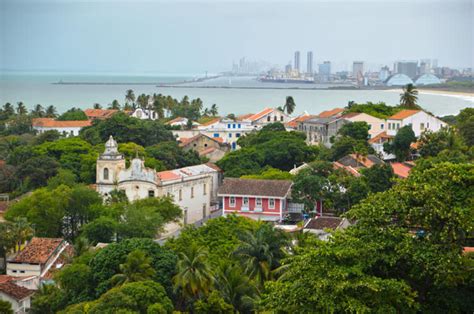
1 72 473 116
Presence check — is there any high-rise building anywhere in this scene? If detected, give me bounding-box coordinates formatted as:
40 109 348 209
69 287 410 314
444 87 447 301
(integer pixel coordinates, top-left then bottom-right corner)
419 59 431 75
395 61 418 79
379 66 390 82
307 51 313 74
285 63 292 74
294 51 301 73
352 61 364 78
318 61 331 81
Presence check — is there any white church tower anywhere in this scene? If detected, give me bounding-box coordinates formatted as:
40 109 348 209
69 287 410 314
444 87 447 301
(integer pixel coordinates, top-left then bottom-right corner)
96 135 126 197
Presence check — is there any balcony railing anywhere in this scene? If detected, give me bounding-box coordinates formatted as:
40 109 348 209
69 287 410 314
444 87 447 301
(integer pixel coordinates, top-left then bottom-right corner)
287 202 305 213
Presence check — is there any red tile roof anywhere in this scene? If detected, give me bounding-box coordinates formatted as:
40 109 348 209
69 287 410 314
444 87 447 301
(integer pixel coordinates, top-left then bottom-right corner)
0 281 34 300
200 118 220 126
317 108 344 118
286 114 316 128
246 108 274 121
166 117 187 125
333 162 361 177
84 109 118 119
388 110 421 120
179 133 225 147
390 162 411 179
205 162 222 172
305 217 343 230
0 275 15 284
368 131 393 144
463 247 474 254
11 238 64 264
199 147 217 156
218 178 292 198
32 118 92 128
340 112 361 119
157 170 182 181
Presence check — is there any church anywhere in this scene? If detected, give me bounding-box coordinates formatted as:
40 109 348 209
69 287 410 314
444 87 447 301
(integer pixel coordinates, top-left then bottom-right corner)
96 136 222 231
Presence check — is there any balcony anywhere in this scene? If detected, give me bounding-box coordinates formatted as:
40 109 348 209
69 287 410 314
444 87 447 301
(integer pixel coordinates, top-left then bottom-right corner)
287 202 304 213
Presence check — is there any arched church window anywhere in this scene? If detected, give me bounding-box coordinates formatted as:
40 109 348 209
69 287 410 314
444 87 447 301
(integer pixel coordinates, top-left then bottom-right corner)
103 168 109 180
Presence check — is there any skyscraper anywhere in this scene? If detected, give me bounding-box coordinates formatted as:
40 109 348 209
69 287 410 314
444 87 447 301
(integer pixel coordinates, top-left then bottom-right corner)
294 51 301 73
352 61 364 77
395 61 418 79
318 61 331 82
307 51 313 74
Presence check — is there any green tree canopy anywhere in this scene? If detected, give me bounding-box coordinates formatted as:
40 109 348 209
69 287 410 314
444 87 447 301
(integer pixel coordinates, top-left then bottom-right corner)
57 108 88 121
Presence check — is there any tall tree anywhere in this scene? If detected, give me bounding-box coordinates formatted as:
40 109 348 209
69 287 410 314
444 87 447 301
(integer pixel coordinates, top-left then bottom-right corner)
111 249 156 286
210 104 218 116
109 100 121 110
93 103 102 109
125 89 136 108
16 102 27 115
283 96 296 115
11 217 34 252
2 103 15 117
32 104 45 117
173 245 214 300
400 83 419 108
384 125 416 161
45 105 58 118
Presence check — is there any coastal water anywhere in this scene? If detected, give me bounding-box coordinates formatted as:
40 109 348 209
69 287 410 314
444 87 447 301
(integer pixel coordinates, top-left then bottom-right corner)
0 73 472 116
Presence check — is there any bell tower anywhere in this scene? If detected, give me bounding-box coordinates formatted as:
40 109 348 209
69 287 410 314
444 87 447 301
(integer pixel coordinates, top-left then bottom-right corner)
96 135 126 196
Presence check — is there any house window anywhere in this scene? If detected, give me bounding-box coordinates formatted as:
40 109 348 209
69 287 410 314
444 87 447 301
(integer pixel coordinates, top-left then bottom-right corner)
267 116 271 122
103 168 109 180
396 123 400 129
20 270 25 274
203 183 207 195
179 189 182 201
273 116 277 121
269 198 275 209
256 198 262 207
243 197 249 206
238 124 241 128
204 143 208 147
193 143 197 147
420 123 425 130
213 133 219 137
427 122 430 128
381 123 384 129
228 133 232 138
148 190 155 198
233 124 236 128
236 133 241 137
368 124 372 130
12 270 17 273
227 124 231 128
280 116 284 121
229 197 236 207
191 187 194 198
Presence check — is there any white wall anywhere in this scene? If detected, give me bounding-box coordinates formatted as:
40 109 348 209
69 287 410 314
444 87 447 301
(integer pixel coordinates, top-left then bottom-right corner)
387 111 446 137
6 263 41 277
34 126 83 136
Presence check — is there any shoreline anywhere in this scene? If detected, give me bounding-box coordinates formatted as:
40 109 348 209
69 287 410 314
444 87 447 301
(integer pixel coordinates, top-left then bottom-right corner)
386 88 474 97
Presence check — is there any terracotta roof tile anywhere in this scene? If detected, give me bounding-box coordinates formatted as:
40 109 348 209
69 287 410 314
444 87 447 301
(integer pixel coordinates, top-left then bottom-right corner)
166 117 187 125
32 118 91 128
388 110 421 120
463 247 474 254
368 131 393 144
0 275 15 284
286 114 316 128
0 281 34 300
340 112 361 119
390 162 411 179
84 109 118 119
157 170 182 181
199 147 217 156
218 178 292 198
317 108 344 118
305 217 343 230
200 118 221 126
11 238 64 264
333 162 361 177
246 108 274 121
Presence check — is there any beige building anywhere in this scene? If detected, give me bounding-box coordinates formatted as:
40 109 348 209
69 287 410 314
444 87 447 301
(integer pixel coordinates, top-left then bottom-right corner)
179 133 230 162
96 136 222 234
339 112 385 139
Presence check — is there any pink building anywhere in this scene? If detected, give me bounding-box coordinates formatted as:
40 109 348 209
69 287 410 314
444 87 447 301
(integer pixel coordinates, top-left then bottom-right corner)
218 178 302 221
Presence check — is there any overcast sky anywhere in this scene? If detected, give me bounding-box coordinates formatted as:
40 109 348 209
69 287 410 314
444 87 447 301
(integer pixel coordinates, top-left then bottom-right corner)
1 0 473 74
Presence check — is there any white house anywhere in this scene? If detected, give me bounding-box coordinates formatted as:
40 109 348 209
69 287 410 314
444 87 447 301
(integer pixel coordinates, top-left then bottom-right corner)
130 108 158 120
0 278 34 314
339 112 386 139
32 118 92 137
194 118 258 150
166 117 200 127
96 136 222 235
243 107 291 126
386 110 446 137
6 238 70 290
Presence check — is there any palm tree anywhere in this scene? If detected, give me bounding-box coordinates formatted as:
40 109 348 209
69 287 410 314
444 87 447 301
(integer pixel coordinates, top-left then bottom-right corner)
217 263 257 312
202 108 210 117
233 224 288 286
3 103 15 116
125 89 136 108
111 249 156 286
136 94 150 110
283 96 296 115
32 104 44 117
400 83 419 108
93 103 102 109
152 99 165 119
16 102 27 115
11 217 33 252
173 245 214 300
45 105 58 118
109 99 121 110
210 104 218 116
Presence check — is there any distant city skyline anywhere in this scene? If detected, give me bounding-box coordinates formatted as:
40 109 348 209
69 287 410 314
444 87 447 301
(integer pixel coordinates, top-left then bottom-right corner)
1 0 473 74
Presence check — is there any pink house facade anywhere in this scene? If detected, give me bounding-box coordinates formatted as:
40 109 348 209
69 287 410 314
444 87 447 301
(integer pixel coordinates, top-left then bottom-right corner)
218 178 299 221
